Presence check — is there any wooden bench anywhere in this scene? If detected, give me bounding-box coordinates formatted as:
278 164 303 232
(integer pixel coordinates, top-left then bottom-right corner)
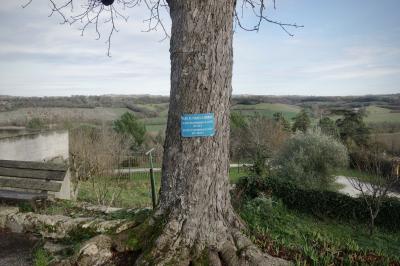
0 160 67 205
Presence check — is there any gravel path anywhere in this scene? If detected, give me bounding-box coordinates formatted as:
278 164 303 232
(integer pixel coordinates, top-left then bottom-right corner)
0 231 38 266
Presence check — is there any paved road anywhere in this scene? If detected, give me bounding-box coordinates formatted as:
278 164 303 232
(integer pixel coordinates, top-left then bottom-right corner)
335 176 400 198
0 231 37 266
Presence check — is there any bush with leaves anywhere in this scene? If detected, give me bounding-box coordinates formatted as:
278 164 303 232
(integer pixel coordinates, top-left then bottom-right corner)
113 112 146 149
274 129 348 190
27 117 47 130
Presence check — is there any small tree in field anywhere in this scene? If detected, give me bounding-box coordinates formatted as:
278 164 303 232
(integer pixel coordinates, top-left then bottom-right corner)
292 109 311 133
245 115 289 176
273 112 291 132
319 116 339 138
113 112 146 148
274 129 348 190
335 109 370 150
347 149 399 235
230 113 288 176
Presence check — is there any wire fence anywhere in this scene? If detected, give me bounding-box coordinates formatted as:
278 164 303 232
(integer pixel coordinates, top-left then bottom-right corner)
76 150 249 209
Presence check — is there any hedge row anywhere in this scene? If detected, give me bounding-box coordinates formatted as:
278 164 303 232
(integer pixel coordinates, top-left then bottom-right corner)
237 176 400 231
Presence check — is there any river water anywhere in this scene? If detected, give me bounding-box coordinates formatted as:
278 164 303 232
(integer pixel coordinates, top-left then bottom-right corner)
0 130 69 162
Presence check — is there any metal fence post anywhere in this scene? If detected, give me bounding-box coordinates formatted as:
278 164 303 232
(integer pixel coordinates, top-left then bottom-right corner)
146 148 157 209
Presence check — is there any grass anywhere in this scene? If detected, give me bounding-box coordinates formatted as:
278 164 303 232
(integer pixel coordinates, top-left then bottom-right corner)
372 132 400 154
240 197 400 265
77 167 249 208
34 248 52 266
365 106 400 123
333 168 383 183
229 167 250 183
78 172 161 208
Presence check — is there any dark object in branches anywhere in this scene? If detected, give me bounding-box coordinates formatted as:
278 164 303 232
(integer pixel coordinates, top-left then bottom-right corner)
23 0 303 56
101 0 114 6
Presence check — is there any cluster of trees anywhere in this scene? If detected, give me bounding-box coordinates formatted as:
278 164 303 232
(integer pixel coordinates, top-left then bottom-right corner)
68 111 164 206
232 108 399 234
23 0 400 263
0 95 169 112
231 106 398 188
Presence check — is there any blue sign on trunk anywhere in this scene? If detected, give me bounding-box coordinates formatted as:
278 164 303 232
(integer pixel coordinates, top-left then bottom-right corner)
181 113 215 137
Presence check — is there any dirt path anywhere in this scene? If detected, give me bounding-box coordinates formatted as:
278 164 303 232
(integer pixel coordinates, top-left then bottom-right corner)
0 231 38 266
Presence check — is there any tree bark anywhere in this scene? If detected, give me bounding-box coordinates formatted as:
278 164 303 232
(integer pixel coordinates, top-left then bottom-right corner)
158 0 236 255
132 1 288 265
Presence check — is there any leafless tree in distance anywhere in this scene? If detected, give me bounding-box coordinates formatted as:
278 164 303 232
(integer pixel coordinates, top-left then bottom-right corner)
348 149 399 235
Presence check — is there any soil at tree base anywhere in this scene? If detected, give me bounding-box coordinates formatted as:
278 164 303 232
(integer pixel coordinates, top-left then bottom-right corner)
0 231 38 266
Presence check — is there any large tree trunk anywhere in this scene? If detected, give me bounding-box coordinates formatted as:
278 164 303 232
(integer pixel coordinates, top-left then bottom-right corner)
159 0 236 244
134 1 287 265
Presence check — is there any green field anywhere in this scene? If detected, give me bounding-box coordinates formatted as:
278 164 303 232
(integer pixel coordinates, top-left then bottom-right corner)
232 103 301 120
364 106 400 123
0 107 136 126
138 102 303 133
1 103 400 135
138 104 400 133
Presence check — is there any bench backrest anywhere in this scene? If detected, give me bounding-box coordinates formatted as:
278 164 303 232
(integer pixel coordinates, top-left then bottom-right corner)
0 160 67 193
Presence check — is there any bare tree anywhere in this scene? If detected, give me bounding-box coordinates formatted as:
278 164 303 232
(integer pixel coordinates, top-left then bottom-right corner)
232 114 289 175
69 126 130 206
25 0 302 264
348 150 399 235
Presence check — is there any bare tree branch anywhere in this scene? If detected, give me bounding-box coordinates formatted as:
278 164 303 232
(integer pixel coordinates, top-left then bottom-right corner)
23 0 302 55
347 148 399 235
235 0 303 35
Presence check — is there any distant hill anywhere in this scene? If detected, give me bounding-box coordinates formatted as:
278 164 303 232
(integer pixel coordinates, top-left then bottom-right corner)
1 94 399 112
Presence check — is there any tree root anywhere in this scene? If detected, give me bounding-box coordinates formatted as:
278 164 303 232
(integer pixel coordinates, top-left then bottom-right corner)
118 218 289 266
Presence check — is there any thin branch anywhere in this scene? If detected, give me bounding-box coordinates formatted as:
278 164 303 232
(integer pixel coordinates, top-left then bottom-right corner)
235 0 303 36
22 0 33 8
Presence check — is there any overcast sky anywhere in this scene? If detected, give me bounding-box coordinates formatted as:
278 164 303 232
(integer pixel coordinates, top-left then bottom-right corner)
0 0 399 96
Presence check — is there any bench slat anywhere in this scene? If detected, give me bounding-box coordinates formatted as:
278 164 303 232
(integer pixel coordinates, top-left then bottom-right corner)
0 167 65 181
0 190 47 201
0 177 61 192
0 160 67 172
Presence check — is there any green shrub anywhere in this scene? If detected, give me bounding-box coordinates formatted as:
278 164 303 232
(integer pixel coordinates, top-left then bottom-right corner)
274 129 348 190
27 118 46 130
34 248 52 266
113 112 146 148
236 176 400 231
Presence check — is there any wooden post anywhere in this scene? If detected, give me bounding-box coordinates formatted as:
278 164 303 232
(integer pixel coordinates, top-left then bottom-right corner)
146 148 157 209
